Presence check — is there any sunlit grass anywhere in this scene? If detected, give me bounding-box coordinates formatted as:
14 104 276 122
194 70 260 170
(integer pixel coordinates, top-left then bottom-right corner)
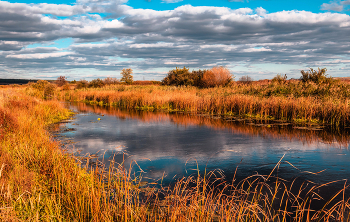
1 87 350 221
58 80 350 127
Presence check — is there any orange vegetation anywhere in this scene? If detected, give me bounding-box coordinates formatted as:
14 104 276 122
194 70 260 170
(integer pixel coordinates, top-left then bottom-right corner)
64 85 350 126
76 103 350 147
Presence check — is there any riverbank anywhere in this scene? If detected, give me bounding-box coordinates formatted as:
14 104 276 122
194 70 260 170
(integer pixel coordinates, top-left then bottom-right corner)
58 80 350 127
1 87 350 221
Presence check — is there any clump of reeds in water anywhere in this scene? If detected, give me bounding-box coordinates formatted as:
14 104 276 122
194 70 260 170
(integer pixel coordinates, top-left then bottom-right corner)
97 154 350 222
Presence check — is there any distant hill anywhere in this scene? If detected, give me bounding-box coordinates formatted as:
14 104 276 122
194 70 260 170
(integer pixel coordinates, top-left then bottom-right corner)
0 79 39 85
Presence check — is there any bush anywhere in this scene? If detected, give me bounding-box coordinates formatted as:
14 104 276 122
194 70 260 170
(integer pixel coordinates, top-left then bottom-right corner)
300 68 331 84
202 66 233 87
103 77 119 85
76 80 89 89
44 83 57 99
272 74 287 84
31 80 49 91
62 83 71 90
88 79 105 88
56 76 67 87
162 67 206 86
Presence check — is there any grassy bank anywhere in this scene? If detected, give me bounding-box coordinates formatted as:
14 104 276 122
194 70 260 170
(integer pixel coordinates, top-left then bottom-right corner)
76 103 350 147
1 87 350 221
57 79 350 127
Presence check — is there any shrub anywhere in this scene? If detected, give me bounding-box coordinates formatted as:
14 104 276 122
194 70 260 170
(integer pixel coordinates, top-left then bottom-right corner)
44 83 57 99
103 77 119 85
62 83 71 90
56 76 67 87
76 80 89 89
272 74 287 84
88 79 105 88
120 68 134 84
162 67 206 86
202 66 233 87
300 68 331 83
31 80 49 91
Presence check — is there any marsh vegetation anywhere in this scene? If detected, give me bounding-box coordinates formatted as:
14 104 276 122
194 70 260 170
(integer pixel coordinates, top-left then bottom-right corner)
1 67 350 221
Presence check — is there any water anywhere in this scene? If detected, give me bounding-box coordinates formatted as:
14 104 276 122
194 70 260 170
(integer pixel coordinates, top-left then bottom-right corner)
56 103 350 195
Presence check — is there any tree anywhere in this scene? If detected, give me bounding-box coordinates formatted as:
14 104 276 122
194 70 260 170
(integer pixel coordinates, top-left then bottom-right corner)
162 67 192 86
56 76 67 87
120 68 133 84
239 75 254 83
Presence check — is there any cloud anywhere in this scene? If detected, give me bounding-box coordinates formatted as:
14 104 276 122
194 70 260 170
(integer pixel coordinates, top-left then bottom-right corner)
321 2 343 11
1 1 350 79
321 0 350 11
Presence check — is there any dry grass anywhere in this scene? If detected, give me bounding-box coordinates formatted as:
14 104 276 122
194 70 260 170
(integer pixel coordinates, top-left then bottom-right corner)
1 87 350 221
61 81 350 126
75 103 350 147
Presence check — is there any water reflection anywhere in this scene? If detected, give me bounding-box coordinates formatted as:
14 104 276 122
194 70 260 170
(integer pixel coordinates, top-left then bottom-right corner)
57 103 350 190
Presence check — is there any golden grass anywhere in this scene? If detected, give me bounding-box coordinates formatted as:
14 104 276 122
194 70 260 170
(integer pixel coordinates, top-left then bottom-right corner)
1 87 350 221
61 82 350 126
75 103 350 147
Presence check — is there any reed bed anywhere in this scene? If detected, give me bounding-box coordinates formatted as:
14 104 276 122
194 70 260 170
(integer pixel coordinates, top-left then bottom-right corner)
1 88 350 221
75 103 350 147
61 82 350 126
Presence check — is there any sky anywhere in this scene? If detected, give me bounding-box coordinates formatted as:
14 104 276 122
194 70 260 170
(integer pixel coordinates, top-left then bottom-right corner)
1 0 350 81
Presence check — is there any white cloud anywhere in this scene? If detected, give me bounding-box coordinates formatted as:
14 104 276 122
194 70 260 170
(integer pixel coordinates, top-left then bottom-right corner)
6 51 73 59
130 43 174 48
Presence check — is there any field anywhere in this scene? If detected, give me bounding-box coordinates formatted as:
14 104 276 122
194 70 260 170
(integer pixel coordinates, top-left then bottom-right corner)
1 83 350 221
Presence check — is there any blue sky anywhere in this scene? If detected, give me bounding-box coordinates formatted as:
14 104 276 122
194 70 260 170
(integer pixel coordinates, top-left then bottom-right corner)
1 0 350 80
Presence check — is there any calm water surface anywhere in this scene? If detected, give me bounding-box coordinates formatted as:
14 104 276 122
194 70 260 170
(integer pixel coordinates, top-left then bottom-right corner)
57 103 350 192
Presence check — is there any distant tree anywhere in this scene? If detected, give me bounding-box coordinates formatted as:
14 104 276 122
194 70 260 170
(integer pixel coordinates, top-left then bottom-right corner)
239 75 254 83
202 66 233 87
56 76 67 87
120 68 133 84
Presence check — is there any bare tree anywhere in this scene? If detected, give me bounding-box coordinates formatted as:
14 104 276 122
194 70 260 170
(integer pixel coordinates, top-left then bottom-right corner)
238 75 253 83
56 76 67 86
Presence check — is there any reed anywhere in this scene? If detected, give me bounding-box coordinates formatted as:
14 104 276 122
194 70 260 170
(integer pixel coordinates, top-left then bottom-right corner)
1 87 350 221
74 103 350 147
58 81 350 127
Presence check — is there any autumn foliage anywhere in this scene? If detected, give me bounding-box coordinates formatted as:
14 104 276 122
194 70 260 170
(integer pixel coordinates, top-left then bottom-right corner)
202 66 233 87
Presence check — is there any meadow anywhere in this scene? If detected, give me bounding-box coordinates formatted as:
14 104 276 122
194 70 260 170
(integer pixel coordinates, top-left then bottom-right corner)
1 71 350 220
